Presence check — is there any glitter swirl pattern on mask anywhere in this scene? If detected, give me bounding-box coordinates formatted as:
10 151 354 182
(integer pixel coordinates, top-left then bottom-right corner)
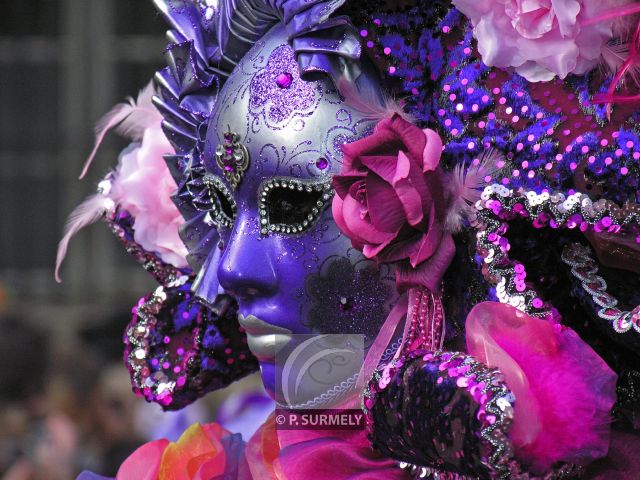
249 44 322 130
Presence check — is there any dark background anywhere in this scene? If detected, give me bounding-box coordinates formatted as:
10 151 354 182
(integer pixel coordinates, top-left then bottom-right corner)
0 0 167 329
0 3 220 478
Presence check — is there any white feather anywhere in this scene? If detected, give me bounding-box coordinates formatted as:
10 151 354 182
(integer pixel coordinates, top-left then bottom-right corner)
445 149 503 233
78 82 161 179
55 194 115 283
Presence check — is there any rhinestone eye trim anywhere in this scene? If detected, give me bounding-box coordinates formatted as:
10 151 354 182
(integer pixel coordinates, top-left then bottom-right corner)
561 243 640 335
258 177 333 236
202 174 236 229
185 168 237 229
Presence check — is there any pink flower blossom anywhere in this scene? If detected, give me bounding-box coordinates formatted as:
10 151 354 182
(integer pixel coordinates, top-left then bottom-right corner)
111 127 188 268
332 114 455 292
453 0 616 82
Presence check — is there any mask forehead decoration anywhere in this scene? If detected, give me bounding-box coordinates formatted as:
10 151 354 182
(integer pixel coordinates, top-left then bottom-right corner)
151 0 376 270
205 24 378 187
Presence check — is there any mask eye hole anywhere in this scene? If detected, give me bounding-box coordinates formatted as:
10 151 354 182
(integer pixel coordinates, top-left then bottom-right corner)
201 175 236 229
258 178 333 235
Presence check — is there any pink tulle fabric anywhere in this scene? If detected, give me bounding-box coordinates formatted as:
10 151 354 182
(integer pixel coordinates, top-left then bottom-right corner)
110 127 188 269
466 302 616 474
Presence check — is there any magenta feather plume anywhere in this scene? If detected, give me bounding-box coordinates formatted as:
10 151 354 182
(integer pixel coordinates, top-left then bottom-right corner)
55 193 115 283
78 81 161 179
445 149 503 233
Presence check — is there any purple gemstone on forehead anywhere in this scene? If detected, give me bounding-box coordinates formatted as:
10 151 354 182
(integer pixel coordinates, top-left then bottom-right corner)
275 72 293 88
316 157 329 170
224 164 235 171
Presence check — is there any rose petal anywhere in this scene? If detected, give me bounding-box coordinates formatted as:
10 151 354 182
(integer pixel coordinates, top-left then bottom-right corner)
394 234 456 292
392 151 427 226
387 115 427 165
332 195 358 242
366 173 406 233
341 128 399 171
552 0 580 38
341 195 395 246
360 155 402 183
421 129 443 172
333 174 365 199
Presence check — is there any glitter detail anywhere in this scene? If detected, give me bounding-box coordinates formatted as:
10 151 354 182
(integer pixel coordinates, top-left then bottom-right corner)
249 44 322 129
305 257 394 346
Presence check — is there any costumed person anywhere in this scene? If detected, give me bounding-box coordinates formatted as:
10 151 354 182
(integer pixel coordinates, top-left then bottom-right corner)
56 0 640 478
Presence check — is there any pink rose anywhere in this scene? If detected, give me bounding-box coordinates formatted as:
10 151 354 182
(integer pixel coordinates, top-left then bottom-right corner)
453 0 615 81
332 114 455 292
111 127 189 269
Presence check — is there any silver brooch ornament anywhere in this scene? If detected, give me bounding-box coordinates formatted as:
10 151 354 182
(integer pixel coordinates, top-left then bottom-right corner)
215 126 250 190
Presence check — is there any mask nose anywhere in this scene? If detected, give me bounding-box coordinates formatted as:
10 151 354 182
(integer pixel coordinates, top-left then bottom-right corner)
217 216 278 300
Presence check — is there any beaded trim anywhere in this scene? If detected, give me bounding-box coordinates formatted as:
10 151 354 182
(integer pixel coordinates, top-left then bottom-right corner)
258 176 333 236
203 173 236 228
561 243 640 335
125 277 192 404
474 184 640 318
185 166 237 229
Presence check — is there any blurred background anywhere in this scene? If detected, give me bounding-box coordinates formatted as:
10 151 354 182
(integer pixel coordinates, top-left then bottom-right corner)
0 2 270 479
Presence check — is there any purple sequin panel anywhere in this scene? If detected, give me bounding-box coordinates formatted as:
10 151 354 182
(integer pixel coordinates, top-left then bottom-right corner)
364 351 515 478
124 286 258 410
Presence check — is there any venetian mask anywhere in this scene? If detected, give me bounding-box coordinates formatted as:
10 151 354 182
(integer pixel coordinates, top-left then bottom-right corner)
185 24 400 402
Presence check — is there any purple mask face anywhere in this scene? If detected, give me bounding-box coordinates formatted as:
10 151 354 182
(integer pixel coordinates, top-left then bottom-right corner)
194 24 399 399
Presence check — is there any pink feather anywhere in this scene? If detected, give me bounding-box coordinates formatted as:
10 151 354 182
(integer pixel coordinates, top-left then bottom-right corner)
54 193 115 283
601 41 640 88
445 149 502 233
336 77 413 122
78 82 161 179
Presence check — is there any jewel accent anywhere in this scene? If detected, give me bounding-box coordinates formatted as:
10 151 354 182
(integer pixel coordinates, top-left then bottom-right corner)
315 157 329 170
215 127 250 190
257 177 333 236
275 72 293 88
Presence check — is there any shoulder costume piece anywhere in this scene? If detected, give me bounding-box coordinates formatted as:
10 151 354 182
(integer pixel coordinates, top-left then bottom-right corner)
59 0 640 478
